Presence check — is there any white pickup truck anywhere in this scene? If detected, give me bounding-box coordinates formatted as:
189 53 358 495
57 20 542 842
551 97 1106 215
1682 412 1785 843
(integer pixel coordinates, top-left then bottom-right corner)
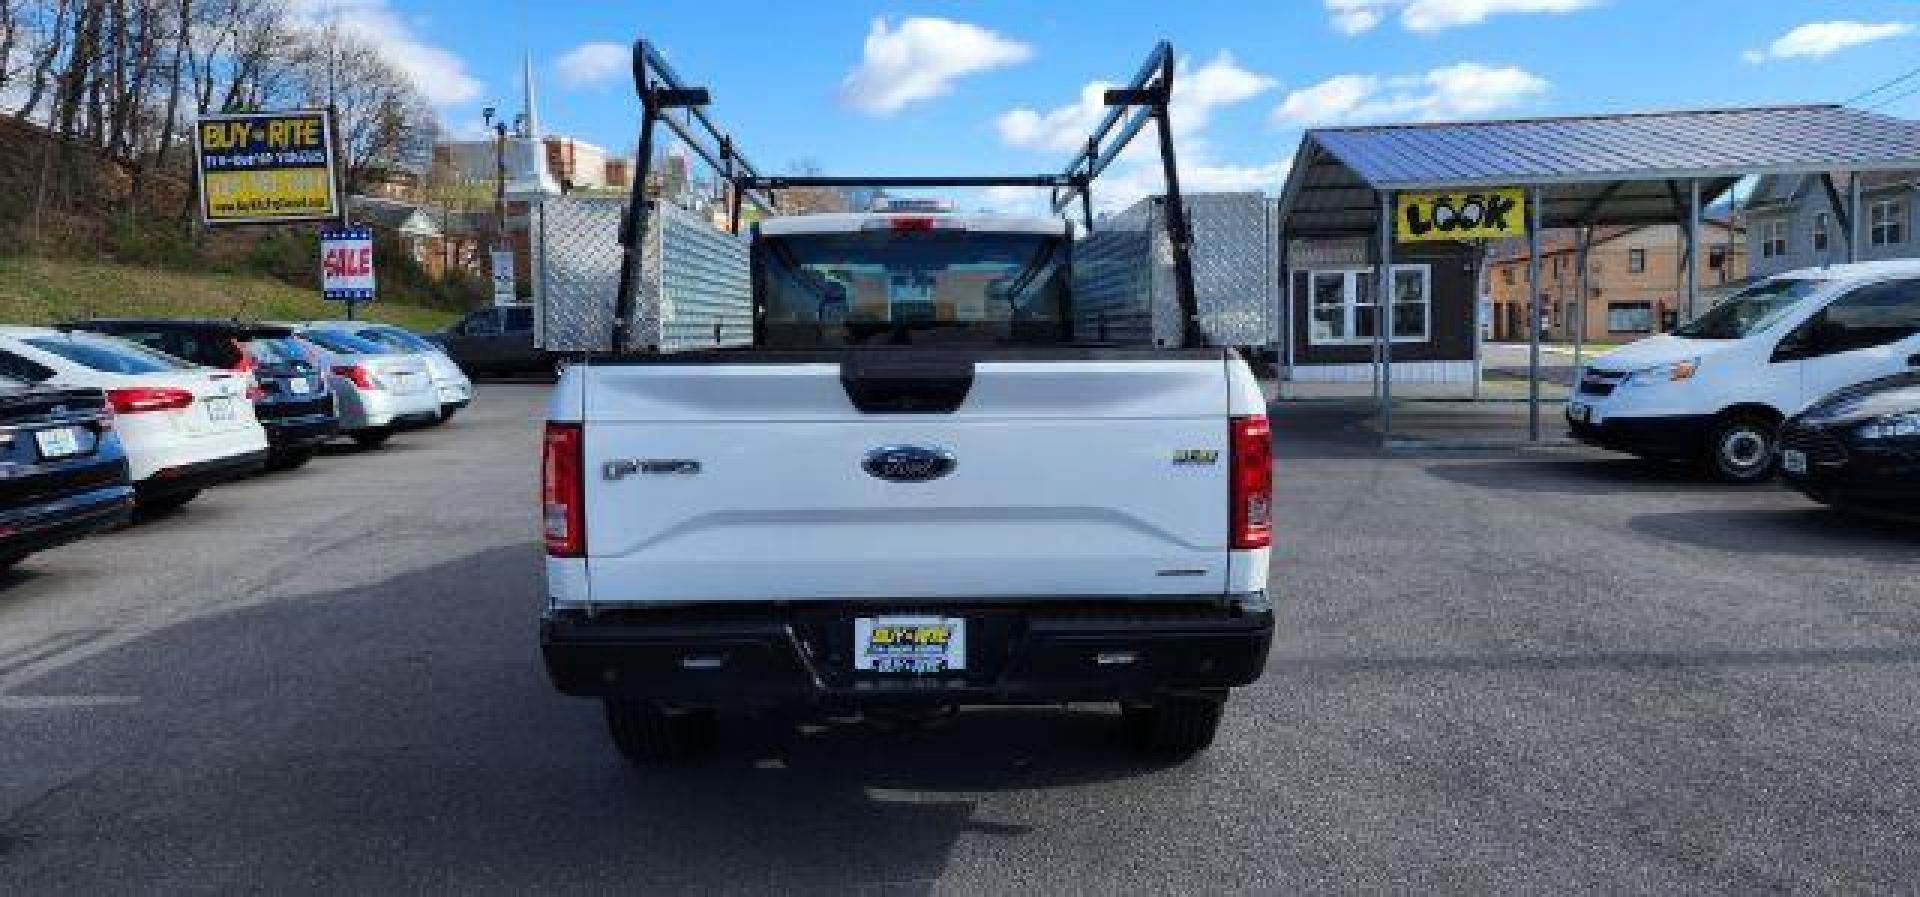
540 211 1274 761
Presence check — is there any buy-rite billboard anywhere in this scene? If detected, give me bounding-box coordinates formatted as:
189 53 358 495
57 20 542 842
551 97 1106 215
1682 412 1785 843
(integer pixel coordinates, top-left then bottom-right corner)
194 110 340 226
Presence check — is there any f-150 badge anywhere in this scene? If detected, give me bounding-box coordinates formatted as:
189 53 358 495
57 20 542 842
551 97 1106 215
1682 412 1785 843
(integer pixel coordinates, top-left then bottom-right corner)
1172 449 1220 465
863 445 957 483
603 459 701 480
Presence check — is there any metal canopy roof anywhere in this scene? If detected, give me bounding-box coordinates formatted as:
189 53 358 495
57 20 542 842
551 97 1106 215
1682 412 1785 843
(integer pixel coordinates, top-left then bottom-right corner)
1278 104 1920 237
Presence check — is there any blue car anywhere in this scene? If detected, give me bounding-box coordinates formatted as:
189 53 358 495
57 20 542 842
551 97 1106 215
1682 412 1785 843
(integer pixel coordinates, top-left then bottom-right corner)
0 378 134 570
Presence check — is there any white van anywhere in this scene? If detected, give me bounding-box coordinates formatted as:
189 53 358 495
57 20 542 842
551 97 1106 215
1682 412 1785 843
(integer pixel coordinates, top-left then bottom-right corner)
1567 260 1920 482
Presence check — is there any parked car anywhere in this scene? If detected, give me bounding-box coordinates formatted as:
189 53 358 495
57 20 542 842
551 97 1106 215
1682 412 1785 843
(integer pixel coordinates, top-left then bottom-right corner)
302 321 472 420
434 306 553 377
1568 261 1920 482
1779 371 1920 519
0 327 268 511
0 377 134 569
78 319 339 470
289 328 440 448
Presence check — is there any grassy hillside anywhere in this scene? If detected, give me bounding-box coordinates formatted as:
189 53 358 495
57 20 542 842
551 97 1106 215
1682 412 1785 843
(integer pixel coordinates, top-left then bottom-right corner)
0 256 460 333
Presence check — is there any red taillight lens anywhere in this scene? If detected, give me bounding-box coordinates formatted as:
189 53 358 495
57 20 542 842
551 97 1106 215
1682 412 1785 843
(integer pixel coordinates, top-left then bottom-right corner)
229 341 255 374
333 364 377 390
106 386 195 414
1229 415 1272 550
543 422 585 557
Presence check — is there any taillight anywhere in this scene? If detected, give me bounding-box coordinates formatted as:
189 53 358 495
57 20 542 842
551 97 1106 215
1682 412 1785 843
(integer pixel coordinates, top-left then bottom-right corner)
106 387 195 414
1229 415 1272 550
229 341 255 374
333 365 378 390
543 423 585 557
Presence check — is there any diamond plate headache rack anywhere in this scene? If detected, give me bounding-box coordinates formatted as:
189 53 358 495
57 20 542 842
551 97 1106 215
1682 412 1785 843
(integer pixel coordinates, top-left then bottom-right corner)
610 37 1202 352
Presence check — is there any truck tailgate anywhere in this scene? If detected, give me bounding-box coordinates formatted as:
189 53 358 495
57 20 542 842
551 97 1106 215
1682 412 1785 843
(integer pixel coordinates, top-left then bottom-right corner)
578 356 1234 602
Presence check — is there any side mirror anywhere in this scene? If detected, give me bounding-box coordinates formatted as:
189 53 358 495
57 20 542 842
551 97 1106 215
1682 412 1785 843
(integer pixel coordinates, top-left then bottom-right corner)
1908 352 1920 369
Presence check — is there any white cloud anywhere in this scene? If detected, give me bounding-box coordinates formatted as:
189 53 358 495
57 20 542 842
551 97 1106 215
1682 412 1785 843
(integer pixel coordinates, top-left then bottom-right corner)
987 53 1284 215
841 17 1032 116
287 0 484 106
1274 62 1548 126
555 42 628 88
1326 0 1600 35
996 52 1274 152
1742 21 1914 63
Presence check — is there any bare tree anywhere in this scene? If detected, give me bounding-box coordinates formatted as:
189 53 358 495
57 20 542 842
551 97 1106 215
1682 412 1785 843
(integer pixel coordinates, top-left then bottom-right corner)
291 26 437 192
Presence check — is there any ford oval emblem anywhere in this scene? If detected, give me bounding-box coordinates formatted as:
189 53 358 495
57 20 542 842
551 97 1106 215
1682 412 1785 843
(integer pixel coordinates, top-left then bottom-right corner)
863 445 956 483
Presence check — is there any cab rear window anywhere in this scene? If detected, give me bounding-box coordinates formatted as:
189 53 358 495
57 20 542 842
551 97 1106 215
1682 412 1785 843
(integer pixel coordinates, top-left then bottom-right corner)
756 230 1069 348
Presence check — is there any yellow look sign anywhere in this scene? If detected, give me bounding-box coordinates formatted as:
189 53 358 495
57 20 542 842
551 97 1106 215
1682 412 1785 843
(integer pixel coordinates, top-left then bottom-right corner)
1395 189 1526 242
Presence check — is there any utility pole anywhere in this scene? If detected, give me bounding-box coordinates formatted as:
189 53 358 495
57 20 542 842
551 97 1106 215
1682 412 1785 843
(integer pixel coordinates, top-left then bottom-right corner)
484 106 507 281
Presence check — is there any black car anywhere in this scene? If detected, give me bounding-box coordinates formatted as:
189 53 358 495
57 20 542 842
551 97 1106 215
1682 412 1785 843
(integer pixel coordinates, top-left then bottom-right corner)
1779 371 1920 519
0 377 134 569
434 306 553 377
80 320 339 469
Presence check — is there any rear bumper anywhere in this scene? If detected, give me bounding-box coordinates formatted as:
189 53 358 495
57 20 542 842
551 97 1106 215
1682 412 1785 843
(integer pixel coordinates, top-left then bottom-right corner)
134 449 268 497
541 598 1274 706
1567 412 1713 457
0 484 134 560
261 412 339 451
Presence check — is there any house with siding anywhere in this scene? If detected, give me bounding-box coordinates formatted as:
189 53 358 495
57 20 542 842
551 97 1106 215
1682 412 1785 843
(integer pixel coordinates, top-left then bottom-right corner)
1744 171 1920 277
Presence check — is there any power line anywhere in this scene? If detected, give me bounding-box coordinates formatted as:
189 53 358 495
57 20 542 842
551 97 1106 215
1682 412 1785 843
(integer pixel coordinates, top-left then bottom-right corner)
1865 80 1920 112
1845 63 1920 106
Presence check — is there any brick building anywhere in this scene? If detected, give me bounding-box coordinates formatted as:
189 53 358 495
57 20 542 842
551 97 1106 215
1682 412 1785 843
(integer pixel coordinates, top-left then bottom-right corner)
1486 222 1746 342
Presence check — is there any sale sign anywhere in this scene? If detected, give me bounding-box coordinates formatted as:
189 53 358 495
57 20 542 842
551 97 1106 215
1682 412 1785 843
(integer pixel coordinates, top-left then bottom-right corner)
319 227 376 301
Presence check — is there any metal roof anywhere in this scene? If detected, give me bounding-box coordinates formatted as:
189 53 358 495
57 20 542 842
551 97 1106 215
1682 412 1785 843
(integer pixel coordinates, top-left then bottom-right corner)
1278 104 1920 237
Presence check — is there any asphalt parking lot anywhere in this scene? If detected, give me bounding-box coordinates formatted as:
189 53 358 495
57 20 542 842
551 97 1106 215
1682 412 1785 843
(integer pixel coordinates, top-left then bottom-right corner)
2 385 1918 893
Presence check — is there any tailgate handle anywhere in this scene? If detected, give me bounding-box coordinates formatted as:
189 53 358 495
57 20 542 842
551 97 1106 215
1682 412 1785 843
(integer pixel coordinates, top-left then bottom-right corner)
839 354 976 415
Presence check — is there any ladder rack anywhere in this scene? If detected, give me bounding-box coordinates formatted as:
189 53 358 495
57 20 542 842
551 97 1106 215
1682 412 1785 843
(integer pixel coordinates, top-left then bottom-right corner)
611 38 1201 351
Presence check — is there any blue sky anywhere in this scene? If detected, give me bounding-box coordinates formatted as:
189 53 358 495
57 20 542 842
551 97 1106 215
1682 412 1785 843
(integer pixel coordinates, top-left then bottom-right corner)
345 0 1920 209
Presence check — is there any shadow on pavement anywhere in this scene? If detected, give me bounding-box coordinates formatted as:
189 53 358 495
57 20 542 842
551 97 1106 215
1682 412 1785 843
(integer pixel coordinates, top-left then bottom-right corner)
1628 507 1920 561
0 544 1180 892
1424 457 1752 495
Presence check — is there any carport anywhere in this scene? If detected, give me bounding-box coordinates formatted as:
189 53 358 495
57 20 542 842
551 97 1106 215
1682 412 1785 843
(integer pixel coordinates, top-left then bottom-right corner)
1274 103 1920 445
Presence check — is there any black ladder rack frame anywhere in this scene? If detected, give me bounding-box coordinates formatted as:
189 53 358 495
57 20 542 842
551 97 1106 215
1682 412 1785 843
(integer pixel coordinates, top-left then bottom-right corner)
610 38 1201 352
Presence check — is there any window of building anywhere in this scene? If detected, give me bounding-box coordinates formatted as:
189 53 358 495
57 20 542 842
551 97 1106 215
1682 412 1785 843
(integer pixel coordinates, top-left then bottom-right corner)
1812 212 1831 254
1709 246 1727 270
1628 248 1646 272
1761 220 1788 258
1306 266 1432 345
1607 301 1654 333
1502 266 1515 286
1871 200 1905 246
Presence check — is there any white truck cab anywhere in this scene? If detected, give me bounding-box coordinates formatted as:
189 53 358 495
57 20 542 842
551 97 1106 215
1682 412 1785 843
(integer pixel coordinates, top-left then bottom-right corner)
1568 260 1920 481
541 211 1275 761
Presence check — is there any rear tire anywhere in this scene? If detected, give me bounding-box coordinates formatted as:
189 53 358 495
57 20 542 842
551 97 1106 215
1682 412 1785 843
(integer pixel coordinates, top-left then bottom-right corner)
1705 415 1778 484
352 429 392 449
1121 691 1227 757
604 698 716 764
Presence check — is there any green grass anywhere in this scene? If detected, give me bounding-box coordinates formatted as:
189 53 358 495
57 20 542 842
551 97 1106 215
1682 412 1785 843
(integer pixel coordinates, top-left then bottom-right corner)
0 255 460 333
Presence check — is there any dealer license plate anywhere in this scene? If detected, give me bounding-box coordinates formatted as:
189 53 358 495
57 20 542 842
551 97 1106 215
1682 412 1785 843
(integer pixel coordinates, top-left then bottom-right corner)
204 396 235 422
1782 449 1809 475
854 616 966 674
1568 402 1591 423
33 426 82 459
